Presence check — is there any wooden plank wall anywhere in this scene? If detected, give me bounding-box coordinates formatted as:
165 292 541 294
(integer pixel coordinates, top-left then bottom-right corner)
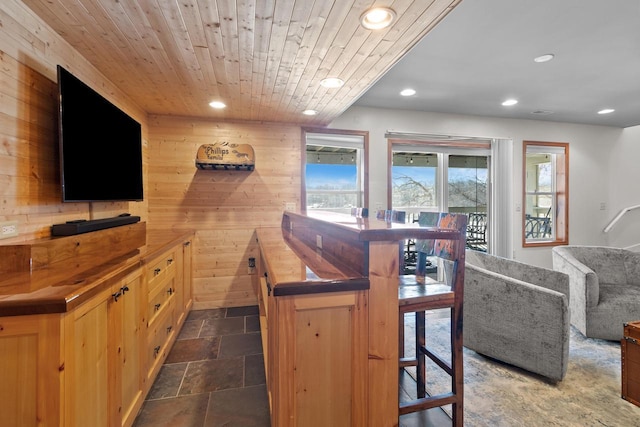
147 115 301 308
0 0 149 244
1 0 304 309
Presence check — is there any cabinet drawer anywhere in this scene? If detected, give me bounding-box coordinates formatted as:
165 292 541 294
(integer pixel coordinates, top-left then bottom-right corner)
147 297 175 366
146 248 177 292
147 275 175 328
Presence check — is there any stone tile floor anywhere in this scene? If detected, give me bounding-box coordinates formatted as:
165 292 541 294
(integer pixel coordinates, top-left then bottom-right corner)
133 306 270 427
133 306 451 427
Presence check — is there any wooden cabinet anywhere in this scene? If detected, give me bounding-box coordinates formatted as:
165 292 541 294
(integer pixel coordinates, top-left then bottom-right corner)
0 225 194 427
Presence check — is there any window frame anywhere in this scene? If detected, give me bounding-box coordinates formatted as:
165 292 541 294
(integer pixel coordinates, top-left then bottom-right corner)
522 140 569 247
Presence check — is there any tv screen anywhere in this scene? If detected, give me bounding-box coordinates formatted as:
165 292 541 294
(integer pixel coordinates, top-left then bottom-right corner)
57 65 143 202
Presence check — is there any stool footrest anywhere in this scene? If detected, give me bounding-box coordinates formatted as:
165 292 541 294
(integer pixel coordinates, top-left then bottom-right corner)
399 392 458 415
399 296 455 313
420 345 452 376
399 357 417 368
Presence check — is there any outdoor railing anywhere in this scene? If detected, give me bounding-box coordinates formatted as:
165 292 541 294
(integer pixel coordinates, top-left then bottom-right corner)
525 215 552 239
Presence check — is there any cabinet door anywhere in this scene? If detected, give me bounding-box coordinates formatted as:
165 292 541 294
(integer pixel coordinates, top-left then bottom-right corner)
0 314 62 427
108 268 145 427
66 290 110 427
271 291 368 427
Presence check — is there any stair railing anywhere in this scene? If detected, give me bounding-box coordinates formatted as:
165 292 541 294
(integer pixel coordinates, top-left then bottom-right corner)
603 204 640 233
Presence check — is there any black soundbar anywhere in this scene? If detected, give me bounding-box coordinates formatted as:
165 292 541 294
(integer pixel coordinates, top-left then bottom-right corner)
51 215 141 236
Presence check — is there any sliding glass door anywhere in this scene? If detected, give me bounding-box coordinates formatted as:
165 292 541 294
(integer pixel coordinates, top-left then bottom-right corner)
448 155 488 251
391 141 490 251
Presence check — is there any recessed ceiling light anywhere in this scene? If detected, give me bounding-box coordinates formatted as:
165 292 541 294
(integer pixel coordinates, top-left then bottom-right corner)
302 109 318 116
502 99 518 106
320 77 344 88
531 110 554 115
209 101 226 109
400 88 416 97
598 108 615 115
360 7 396 30
534 54 555 63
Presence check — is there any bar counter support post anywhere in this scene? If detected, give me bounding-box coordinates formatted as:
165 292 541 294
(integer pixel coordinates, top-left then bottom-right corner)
367 241 401 426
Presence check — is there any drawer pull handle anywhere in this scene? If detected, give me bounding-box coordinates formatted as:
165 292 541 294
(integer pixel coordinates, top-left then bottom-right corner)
167 258 173 265
121 285 129 294
154 303 162 311
154 268 161 276
167 326 173 333
184 241 191 247
167 287 174 295
112 291 122 302
153 346 161 358
267 282 272 297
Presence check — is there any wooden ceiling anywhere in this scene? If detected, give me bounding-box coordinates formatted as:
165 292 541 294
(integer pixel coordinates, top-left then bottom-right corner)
22 0 461 125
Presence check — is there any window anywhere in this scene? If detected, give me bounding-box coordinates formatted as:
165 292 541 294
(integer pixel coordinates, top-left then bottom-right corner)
302 128 368 213
523 141 569 247
389 139 490 252
391 152 437 209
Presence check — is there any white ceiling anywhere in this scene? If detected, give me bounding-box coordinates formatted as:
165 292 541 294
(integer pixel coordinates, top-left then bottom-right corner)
23 0 640 128
355 0 640 128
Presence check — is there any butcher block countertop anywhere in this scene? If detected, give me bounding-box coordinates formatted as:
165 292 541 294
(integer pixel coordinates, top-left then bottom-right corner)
0 222 193 316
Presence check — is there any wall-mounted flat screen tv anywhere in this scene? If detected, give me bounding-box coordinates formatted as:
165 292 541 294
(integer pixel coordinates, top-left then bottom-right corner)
57 65 143 202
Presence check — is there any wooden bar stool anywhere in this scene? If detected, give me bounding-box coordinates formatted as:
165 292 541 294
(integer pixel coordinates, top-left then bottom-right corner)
397 212 467 426
350 207 368 217
398 212 440 360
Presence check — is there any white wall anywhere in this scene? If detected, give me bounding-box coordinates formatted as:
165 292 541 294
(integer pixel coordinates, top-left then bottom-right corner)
607 125 640 249
330 106 624 267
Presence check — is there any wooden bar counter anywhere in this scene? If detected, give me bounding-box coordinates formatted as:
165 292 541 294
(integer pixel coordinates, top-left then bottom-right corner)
256 211 466 427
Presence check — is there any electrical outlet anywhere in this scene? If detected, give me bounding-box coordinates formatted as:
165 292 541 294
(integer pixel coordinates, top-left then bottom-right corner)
285 202 296 211
0 221 18 239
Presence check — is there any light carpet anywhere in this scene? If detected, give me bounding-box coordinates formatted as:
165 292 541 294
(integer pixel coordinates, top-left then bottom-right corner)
403 313 640 426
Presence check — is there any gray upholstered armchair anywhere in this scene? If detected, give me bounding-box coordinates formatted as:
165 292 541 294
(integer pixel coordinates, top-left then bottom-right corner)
463 250 570 381
552 245 640 340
